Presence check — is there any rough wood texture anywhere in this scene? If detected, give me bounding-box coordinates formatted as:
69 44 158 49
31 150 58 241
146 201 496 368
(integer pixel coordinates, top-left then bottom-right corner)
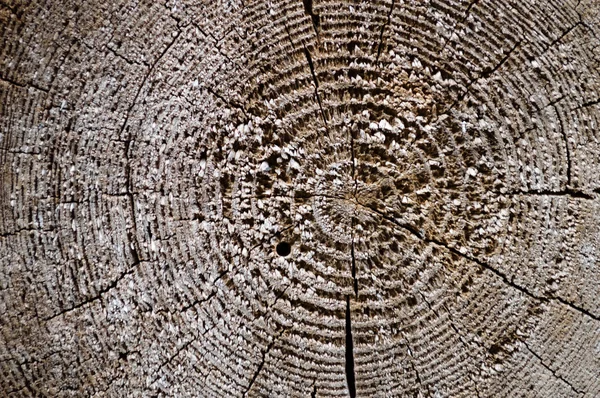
2 0 600 397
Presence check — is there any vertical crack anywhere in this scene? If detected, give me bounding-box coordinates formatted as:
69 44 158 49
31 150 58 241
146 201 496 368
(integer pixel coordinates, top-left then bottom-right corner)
302 44 329 130
345 295 357 398
349 125 357 197
420 295 484 398
348 116 358 298
301 0 320 39
440 0 481 53
375 0 395 64
403 338 432 398
120 28 181 264
282 20 328 131
551 104 572 187
350 219 358 296
16 363 35 396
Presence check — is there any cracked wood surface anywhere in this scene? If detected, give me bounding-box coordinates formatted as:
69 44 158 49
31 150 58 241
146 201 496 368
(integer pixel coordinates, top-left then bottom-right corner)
1 0 600 397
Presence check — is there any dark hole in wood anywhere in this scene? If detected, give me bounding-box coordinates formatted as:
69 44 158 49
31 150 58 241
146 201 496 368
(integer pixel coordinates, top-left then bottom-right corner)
406 296 418 306
276 242 291 257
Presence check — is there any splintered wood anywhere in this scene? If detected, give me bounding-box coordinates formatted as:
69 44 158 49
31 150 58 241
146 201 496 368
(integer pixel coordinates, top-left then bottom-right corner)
1 0 600 397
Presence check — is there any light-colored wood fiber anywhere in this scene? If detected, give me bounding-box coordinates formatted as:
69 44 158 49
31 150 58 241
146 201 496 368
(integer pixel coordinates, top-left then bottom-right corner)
1 0 600 396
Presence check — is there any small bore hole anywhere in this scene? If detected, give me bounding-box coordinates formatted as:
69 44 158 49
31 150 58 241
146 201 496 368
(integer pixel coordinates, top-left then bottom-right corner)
276 242 291 257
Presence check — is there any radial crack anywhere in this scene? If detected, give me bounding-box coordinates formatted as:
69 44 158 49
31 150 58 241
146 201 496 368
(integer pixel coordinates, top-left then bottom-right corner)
204 86 249 118
242 331 283 397
440 0 481 53
44 268 135 321
151 338 196 384
360 202 600 322
403 337 432 398
571 97 600 111
179 289 218 313
440 39 522 116
480 40 523 78
524 342 584 395
544 21 582 52
0 75 49 93
427 237 600 322
495 189 594 200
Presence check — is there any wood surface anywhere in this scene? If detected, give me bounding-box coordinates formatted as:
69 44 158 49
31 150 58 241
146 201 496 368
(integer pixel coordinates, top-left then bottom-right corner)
1 0 600 396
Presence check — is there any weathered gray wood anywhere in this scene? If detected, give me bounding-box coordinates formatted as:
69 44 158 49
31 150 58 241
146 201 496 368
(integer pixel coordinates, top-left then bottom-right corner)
1 0 600 396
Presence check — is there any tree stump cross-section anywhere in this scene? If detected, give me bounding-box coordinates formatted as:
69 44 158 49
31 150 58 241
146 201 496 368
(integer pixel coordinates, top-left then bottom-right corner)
1 0 600 397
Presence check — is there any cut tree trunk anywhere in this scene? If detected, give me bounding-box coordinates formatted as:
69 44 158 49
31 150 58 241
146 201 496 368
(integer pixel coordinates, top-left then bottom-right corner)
1 0 600 397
